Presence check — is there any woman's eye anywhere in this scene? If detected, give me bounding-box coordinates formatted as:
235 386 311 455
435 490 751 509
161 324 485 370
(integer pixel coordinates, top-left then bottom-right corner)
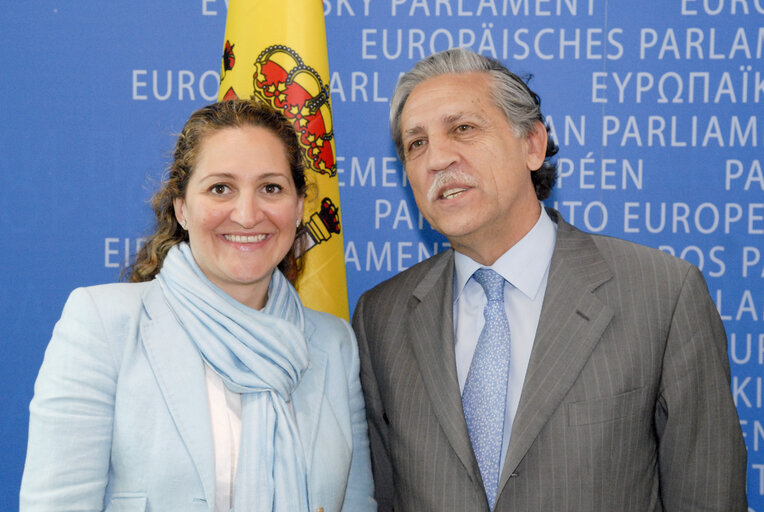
210 184 228 195
264 183 283 194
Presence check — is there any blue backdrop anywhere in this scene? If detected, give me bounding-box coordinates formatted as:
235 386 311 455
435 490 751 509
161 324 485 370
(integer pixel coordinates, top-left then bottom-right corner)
1 1 762 509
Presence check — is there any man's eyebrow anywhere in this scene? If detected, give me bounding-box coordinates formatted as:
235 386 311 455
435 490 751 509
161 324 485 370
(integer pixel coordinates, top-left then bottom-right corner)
444 111 487 125
443 112 467 125
403 125 426 139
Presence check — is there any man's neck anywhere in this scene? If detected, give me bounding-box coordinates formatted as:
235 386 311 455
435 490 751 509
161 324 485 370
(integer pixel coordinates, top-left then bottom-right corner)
449 203 543 266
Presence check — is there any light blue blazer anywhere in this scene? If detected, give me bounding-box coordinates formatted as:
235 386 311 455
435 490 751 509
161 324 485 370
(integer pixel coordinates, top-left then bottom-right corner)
20 280 376 512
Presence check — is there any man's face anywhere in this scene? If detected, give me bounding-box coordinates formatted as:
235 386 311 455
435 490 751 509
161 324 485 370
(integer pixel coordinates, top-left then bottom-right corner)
399 72 547 264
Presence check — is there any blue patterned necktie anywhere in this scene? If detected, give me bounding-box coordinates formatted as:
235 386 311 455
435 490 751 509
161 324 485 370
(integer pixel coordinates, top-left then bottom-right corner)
462 268 511 511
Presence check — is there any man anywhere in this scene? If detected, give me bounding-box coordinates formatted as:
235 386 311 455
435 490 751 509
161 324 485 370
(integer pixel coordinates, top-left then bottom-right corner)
352 48 747 511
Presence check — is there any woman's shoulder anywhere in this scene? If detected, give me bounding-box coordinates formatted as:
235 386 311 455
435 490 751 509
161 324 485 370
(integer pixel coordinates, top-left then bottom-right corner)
61 281 157 326
67 280 153 304
41 281 160 381
301 309 360 389
303 307 351 335
71 280 154 299
302 308 355 352
303 307 349 329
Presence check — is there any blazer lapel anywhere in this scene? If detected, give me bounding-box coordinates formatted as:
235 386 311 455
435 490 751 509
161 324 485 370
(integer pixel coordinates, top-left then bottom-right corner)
139 282 216 506
407 251 482 485
291 317 328 473
499 213 614 490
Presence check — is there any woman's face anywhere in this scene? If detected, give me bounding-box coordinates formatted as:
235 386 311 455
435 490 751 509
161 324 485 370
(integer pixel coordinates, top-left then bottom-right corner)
174 125 304 309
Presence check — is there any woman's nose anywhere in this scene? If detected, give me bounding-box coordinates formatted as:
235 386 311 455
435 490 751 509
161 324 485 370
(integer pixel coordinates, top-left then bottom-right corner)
230 193 265 228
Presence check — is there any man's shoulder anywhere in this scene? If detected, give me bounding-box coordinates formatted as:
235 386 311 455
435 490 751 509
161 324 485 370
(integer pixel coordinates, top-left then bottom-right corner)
553 209 692 275
360 248 453 303
588 230 691 274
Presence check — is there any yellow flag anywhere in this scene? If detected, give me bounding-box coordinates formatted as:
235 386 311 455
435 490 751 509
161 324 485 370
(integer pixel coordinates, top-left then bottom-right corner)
218 0 349 320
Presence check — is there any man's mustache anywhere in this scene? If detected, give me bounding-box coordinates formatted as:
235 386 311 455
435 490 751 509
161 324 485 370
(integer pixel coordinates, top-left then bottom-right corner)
427 169 479 202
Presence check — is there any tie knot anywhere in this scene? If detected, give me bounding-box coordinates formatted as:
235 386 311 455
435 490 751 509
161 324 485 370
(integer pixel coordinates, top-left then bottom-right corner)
473 268 505 303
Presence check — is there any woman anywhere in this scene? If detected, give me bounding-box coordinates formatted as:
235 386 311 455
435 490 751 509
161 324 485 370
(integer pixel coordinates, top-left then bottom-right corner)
20 99 376 512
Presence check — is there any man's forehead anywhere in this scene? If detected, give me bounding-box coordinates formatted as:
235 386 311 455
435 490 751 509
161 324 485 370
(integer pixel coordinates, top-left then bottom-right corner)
400 73 493 117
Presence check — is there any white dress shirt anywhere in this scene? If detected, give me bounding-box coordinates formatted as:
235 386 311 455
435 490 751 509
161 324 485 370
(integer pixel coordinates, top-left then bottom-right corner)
453 206 557 474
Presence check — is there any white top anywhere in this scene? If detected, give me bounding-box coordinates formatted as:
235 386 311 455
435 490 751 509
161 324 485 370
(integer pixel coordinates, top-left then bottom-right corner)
453 206 557 473
204 363 242 512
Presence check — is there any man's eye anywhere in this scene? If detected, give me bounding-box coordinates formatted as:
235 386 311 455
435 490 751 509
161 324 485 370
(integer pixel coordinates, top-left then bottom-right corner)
408 139 425 151
455 124 472 133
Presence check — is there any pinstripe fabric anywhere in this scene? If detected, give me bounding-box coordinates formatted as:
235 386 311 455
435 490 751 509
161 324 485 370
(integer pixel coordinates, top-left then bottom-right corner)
353 209 747 512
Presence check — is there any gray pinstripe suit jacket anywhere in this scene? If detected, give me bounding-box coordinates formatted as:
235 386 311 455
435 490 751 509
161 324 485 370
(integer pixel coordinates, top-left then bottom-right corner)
352 209 747 512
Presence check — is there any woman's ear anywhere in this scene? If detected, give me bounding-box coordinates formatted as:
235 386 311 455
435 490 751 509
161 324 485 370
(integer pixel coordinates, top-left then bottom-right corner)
295 195 305 230
173 197 187 228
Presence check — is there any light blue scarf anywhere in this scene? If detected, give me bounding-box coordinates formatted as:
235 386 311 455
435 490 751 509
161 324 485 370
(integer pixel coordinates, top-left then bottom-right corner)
157 243 310 511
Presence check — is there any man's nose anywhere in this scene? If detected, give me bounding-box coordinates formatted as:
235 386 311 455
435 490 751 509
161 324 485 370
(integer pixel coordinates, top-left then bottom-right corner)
425 134 459 172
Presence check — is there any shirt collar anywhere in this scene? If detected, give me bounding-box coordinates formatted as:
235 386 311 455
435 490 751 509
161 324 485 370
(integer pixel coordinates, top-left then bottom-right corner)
453 206 557 302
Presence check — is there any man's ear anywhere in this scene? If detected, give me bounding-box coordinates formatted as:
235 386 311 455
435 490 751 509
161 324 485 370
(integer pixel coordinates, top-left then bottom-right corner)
525 120 548 172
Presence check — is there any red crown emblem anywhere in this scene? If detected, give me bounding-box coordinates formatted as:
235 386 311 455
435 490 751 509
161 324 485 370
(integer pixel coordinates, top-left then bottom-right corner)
253 45 336 177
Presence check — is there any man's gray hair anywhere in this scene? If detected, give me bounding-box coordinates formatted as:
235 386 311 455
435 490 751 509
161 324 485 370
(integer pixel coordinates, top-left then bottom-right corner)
389 48 544 163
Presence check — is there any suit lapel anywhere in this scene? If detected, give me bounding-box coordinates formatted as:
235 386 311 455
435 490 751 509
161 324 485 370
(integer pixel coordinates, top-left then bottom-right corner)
139 282 216 506
407 251 482 485
291 317 327 473
500 213 614 489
